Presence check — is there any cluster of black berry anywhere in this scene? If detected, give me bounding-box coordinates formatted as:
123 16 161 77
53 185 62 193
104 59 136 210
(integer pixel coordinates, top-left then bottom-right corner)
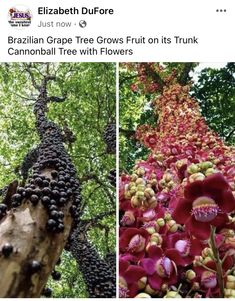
70 227 116 298
108 169 116 187
103 123 116 154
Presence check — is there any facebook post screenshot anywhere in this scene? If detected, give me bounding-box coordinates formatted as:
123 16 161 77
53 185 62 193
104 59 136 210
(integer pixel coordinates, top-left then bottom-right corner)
0 0 234 299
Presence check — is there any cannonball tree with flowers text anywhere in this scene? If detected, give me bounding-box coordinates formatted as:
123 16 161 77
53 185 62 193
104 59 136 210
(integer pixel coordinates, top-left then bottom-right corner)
119 63 235 298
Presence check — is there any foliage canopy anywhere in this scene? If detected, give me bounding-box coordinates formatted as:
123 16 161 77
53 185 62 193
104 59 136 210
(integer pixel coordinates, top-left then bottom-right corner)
0 62 116 297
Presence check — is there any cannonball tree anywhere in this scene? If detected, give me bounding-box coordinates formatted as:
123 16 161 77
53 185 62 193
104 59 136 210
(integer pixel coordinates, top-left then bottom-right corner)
0 63 116 297
119 63 235 298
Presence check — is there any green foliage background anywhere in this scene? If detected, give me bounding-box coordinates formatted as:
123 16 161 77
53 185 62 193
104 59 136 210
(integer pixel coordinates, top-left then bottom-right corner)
0 63 116 297
119 63 235 173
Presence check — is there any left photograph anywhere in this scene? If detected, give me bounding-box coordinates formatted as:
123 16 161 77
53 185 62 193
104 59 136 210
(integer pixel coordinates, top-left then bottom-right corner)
0 63 116 298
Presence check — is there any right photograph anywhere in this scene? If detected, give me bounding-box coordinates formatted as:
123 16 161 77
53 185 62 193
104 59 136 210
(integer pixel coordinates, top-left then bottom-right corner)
119 63 235 298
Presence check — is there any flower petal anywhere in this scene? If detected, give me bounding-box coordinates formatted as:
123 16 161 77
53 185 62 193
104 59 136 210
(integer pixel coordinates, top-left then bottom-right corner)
122 251 146 262
119 228 149 251
185 216 211 240
190 238 204 256
119 259 129 275
124 266 146 284
222 254 234 271
140 258 156 275
211 213 229 228
168 269 178 286
147 245 163 260
119 228 139 250
128 283 139 298
148 273 163 290
202 173 230 203
166 249 187 266
203 173 229 192
219 189 235 213
172 198 192 224
184 180 204 201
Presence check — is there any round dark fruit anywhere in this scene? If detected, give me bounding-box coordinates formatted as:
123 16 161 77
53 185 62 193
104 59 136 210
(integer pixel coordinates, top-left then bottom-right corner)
50 210 59 219
49 205 57 211
56 257 61 265
12 194 22 202
50 180 57 187
28 260 41 273
51 170 58 178
42 287 52 297
2 243 13 257
46 219 57 231
56 223 64 233
58 211 64 219
0 204 7 213
42 196 50 205
58 198 66 206
60 192 67 198
25 188 33 196
35 177 43 186
17 187 25 194
51 270 61 280
42 187 51 195
52 190 60 198
43 180 50 187
30 194 39 205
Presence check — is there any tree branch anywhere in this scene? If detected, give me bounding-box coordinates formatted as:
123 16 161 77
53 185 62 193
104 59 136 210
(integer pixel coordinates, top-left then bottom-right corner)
119 127 136 138
47 96 66 103
24 63 40 91
225 128 235 141
178 63 194 85
83 210 115 225
1 180 18 210
119 74 138 86
144 64 165 92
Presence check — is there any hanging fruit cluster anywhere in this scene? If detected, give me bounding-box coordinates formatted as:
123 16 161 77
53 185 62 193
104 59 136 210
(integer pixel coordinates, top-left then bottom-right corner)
119 63 235 298
71 225 116 298
103 122 116 154
105 252 116 275
108 169 116 187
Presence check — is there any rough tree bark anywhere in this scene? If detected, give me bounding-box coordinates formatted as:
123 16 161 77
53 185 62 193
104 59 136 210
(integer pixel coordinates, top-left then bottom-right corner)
0 68 81 297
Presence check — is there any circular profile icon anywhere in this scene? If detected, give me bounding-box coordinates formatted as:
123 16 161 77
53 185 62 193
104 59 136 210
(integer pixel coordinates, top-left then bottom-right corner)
8 5 32 28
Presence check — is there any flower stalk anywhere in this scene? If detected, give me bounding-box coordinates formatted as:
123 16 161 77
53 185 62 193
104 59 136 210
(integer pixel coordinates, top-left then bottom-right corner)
210 226 224 297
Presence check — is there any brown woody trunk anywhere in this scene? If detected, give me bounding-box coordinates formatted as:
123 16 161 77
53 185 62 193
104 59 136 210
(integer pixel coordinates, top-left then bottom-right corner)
0 69 79 297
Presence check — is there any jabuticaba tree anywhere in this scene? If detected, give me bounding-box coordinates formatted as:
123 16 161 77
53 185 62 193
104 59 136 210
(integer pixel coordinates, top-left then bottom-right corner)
0 63 116 297
108 169 116 187
70 221 116 298
0 66 81 297
119 63 235 298
103 122 116 154
105 252 116 275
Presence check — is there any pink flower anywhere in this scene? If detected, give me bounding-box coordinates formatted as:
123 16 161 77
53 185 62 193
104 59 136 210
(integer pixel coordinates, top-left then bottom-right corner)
119 228 149 261
144 134 158 149
172 173 235 240
201 271 217 289
165 232 204 266
119 259 146 298
140 245 184 290
121 211 135 226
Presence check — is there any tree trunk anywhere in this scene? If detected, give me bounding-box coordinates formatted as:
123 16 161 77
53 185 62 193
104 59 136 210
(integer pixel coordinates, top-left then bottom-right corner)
0 72 80 297
70 222 116 298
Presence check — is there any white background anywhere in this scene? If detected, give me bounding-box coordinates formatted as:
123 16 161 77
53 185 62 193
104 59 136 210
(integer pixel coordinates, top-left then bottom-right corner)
0 0 234 62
